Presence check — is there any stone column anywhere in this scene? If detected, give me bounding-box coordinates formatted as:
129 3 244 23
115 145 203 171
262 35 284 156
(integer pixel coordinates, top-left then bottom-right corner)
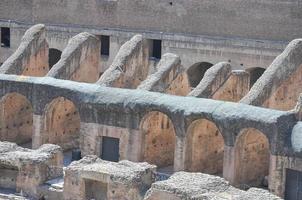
32 114 44 149
269 155 286 198
80 122 99 156
174 136 186 171
223 145 236 184
126 129 144 162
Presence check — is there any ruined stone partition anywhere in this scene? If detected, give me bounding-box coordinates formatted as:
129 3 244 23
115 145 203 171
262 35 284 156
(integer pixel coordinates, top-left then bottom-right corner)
165 71 192 96
183 63 250 177
47 32 100 83
211 70 250 102
11 0 302 87
144 172 281 200
188 62 250 102
97 34 149 88
0 141 63 199
138 53 183 94
63 155 156 200
234 38 302 196
188 62 232 98
0 74 299 198
241 39 302 111
0 24 49 76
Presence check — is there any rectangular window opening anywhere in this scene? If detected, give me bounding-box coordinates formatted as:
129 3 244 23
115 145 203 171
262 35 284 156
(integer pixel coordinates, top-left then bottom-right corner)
151 39 162 60
100 35 110 56
1 27 10 48
101 136 119 162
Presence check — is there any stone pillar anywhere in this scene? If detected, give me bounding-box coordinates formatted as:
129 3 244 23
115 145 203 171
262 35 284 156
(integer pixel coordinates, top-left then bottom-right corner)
32 114 44 149
80 122 99 156
63 170 85 200
223 145 236 184
174 136 186 171
126 129 144 162
269 155 286 198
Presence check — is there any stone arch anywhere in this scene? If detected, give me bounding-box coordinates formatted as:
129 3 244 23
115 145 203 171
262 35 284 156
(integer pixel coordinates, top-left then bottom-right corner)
140 111 176 171
43 97 80 150
49 48 62 69
185 118 224 175
247 67 266 89
0 93 33 147
234 128 270 188
187 62 213 88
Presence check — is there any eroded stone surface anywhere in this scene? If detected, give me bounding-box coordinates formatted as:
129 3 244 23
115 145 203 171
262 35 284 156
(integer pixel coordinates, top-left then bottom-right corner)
0 141 63 199
64 155 156 200
144 172 281 200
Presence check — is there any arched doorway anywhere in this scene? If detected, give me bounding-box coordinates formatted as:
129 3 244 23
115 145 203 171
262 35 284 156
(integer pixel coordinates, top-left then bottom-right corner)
185 119 224 175
43 97 80 151
141 111 176 173
49 48 62 69
234 128 270 188
0 93 33 148
247 67 266 89
187 62 213 88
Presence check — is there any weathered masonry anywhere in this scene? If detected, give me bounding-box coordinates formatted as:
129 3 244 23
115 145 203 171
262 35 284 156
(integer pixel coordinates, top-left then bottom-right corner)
1 2 302 197
1 0 295 73
0 66 300 199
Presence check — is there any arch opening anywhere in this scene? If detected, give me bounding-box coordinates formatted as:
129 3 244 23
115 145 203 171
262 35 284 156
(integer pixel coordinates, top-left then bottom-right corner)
141 111 176 173
247 67 265 89
0 93 33 148
49 48 62 69
185 119 224 175
43 97 80 153
234 128 270 189
187 62 213 88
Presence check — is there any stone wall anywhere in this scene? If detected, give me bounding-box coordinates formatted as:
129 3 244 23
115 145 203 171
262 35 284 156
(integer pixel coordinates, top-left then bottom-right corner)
185 62 249 178
0 142 63 199
0 24 49 76
211 70 250 102
241 39 302 111
0 74 294 159
238 39 302 195
63 156 156 200
185 119 224 174
144 172 281 200
80 122 142 162
140 111 176 169
138 53 182 93
232 128 270 187
0 25 302 199
188 62 232 98
0 93 33 145
0 20 284 73
1 0 302 41
43 97 80 151
97 34 149 88
47 32 100 83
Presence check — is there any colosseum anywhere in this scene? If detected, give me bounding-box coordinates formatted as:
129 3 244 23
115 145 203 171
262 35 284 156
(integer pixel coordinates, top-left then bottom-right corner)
0 1 302 199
